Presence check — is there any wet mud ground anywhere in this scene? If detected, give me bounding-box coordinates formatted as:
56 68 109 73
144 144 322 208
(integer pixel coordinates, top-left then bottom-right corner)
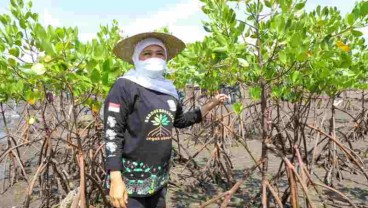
167 138 368 208
1 92 368 207
0 131 367 208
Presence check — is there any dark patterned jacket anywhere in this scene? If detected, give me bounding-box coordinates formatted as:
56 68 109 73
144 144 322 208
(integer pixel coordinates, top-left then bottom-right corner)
103 78 202 197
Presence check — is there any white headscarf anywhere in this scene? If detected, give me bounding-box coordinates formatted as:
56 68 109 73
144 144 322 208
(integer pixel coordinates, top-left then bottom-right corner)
132 38 167 67
120 38 179 100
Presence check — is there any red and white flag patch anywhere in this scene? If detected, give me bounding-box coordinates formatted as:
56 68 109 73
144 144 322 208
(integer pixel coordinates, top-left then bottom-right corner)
108 102 120 113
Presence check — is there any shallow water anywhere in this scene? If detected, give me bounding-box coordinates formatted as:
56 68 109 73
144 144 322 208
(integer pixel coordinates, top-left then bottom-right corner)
0 130 5 139
0 130 6 180
0 102 23 143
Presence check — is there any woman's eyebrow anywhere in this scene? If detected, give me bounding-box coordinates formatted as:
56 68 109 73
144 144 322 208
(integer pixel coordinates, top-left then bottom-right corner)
142 48 165 54
153 49 164 52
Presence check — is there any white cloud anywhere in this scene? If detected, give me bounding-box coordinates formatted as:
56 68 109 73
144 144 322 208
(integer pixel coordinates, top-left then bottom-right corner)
359 27 368 41
43 9 61 27
0 7 6 14
122 0 205 43
169 25 207 43
306 0 357 14
79 32 97 42
361 27 368 34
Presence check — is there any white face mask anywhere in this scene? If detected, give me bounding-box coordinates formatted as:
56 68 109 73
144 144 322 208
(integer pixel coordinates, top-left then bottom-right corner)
135 58 167 79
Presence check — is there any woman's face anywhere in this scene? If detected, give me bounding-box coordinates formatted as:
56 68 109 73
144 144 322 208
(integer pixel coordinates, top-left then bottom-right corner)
139 45 166 61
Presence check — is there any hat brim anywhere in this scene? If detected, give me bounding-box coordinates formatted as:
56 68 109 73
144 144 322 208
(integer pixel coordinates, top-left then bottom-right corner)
113 32 186 64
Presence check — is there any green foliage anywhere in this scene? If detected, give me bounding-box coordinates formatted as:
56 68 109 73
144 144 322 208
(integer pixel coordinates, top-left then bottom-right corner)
232 102 243 116
1 0 367 108
0 0 130 109
171 0 368 103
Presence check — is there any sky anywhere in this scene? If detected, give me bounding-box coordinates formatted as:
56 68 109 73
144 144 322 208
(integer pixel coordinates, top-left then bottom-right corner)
0 0 366 43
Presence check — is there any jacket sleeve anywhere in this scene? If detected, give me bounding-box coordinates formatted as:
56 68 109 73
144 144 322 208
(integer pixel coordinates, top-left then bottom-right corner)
173 102 202 129
103 79 132 171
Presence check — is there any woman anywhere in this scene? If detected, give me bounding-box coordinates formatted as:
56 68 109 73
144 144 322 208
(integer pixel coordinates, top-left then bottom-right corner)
104 32 228 208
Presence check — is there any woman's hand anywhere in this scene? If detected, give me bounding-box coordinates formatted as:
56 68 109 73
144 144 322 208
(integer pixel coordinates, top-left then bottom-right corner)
213 94 229 105
109 171 128 208
200 94 229 117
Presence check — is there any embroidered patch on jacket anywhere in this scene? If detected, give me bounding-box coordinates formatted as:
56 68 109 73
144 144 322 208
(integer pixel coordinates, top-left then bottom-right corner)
106 142 117 155
144 109 174 141
106 129 117 140
167 100 176 112
105 158 170 196
108 102 120 113
107 116 117 128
